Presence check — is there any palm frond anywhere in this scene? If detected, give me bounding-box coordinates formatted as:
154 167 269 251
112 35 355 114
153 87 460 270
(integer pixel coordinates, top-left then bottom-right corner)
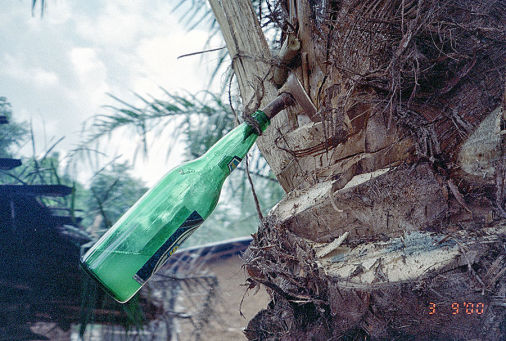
31 0 45 17
80 90 234 162
172 0 283 87
0 97 28 158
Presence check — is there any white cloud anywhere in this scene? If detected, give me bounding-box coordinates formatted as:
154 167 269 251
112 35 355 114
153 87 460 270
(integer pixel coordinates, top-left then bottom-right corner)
0 54 59 87
33 69 59 86
132 29 218 97
69 47 110 108
70 48 103 76
45 0 73 25
71 0 222 100
74 2 155 48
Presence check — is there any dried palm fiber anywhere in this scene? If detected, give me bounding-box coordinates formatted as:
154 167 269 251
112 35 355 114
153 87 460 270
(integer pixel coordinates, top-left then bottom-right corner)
269 0 504 191
243 0 505 339
244 214 505 339
312 0 503 155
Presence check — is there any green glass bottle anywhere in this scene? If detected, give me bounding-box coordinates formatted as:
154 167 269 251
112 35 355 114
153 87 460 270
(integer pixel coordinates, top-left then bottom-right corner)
80 110 273 303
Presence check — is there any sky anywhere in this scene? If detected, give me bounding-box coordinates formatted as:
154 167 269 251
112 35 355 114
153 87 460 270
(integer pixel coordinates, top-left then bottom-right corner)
0 0 223 186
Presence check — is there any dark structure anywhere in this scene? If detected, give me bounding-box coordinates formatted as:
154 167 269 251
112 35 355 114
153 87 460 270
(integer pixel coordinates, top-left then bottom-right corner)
0 158 22 170
0 117 161 340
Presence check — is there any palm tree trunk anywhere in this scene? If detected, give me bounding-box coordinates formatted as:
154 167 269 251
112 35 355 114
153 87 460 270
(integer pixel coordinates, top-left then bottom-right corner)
209 0 505 339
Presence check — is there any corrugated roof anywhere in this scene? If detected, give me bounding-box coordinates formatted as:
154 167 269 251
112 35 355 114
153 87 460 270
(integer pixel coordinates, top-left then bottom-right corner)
166 236 253 272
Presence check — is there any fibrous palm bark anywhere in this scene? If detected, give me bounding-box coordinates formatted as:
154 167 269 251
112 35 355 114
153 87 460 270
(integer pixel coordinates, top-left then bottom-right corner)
209 0 505 339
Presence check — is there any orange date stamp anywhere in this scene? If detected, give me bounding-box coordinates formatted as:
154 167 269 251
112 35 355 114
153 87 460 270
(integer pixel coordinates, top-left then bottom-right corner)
428 302 486 315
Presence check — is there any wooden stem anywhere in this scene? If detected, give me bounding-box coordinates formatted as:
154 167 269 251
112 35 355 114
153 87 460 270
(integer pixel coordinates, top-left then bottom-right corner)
262 93 295 119
273 34 301 86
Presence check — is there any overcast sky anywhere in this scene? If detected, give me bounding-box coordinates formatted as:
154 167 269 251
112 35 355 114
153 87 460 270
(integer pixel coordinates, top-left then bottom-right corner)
0 0 223 186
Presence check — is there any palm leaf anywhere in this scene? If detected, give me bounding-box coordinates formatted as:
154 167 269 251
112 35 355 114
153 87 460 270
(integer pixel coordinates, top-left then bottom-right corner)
173 0 283 86
31 0 45 17
79 90 233 161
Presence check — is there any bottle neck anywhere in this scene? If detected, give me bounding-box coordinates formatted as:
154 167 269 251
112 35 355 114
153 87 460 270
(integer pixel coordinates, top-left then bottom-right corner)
200 111 270 177
245 110 270 134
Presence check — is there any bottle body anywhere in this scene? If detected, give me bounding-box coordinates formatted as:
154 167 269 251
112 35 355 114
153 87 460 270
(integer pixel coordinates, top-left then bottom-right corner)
80 112 269 303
